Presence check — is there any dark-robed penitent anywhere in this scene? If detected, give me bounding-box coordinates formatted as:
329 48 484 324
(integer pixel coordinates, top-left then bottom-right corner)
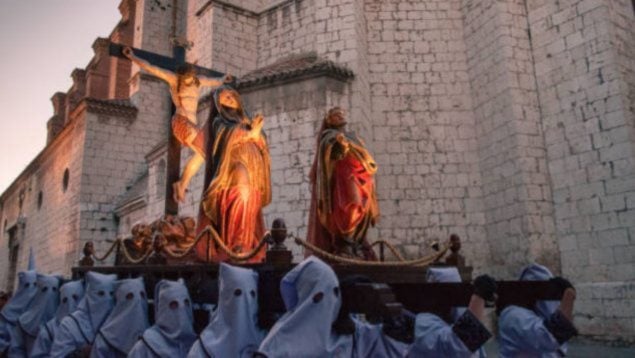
194 86 271 263
307 107 379 260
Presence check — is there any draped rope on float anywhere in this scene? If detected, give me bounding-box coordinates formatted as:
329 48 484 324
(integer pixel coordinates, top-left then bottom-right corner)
89 227 448 267
88 225 270 263
119 243 153 264
201 225 270 261
91 240 121 262
293 236 449 267
369 240 406 261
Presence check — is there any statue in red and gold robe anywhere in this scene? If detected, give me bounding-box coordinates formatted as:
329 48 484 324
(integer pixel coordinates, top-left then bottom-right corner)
307 107 379 260
194 86 271 263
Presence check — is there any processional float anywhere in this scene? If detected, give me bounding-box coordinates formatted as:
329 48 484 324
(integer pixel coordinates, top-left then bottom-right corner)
77 41 566 343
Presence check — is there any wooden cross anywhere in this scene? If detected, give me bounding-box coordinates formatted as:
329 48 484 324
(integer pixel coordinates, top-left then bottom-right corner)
109 42 227 215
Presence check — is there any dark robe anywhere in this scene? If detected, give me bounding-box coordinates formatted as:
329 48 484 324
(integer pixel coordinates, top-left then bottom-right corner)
194 86 271 263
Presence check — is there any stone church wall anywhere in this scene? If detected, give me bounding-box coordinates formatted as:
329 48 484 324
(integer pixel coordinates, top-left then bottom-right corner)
77 86 169 266
364 0 490 270
256 0 317 68
527 0 635 342
0 116 86 289
460 0 560 276
188 1 259 76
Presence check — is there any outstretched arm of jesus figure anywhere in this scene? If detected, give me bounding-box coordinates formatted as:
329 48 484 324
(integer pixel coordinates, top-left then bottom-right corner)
199 73 233 87
123 46 176 85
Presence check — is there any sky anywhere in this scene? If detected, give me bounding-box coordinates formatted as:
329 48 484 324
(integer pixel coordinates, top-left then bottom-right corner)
0 0 121 193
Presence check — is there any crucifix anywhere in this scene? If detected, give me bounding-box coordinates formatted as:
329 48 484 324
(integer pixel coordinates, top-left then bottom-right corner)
109 41 231 215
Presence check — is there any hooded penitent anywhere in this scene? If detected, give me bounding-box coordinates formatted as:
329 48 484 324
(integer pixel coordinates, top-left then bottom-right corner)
30 280 84 358
408 267 489 358
0 270 37 352
257 257 408 357
188 264 264 358
498 264 568 358
10 274 61 356
426 267 466 322
91 277 149 358
49 271 116 358
518 264 560 321
257 256 348 357
129 279 196 358
195 85 271 263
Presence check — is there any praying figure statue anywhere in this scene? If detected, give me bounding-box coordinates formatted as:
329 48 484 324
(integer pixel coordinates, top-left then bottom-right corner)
123 47 231 203
194 86 271 263
307 107 379 260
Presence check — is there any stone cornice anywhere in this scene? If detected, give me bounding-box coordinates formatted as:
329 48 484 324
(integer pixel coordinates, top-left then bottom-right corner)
237 59 354 92
139 73 163 83
196 0 300 18
197 55 354 112
114 195 147 217
145 141 168 162
72 98 138 120
115 172 148 216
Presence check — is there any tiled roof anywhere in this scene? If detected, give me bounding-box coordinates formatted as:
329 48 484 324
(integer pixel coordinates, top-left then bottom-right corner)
236 52 354 90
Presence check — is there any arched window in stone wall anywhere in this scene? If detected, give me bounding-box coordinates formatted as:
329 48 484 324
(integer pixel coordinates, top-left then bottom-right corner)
156 159 166 198
63 169 70 192
37 191 43 210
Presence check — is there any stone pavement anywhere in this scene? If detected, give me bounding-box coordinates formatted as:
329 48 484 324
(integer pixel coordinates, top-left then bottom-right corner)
483 338 635 357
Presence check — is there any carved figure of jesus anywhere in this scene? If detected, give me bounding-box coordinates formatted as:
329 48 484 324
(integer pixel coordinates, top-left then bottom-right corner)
123 46 231 203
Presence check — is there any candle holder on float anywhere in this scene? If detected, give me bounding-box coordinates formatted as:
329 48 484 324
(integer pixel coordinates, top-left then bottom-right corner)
265 218 293 266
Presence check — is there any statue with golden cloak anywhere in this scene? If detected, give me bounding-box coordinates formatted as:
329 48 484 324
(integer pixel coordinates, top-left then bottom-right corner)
307 107 379 260
194 86 271 263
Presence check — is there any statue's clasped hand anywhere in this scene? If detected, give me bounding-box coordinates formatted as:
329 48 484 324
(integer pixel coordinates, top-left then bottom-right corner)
335 133 350 151
249 114 264 137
